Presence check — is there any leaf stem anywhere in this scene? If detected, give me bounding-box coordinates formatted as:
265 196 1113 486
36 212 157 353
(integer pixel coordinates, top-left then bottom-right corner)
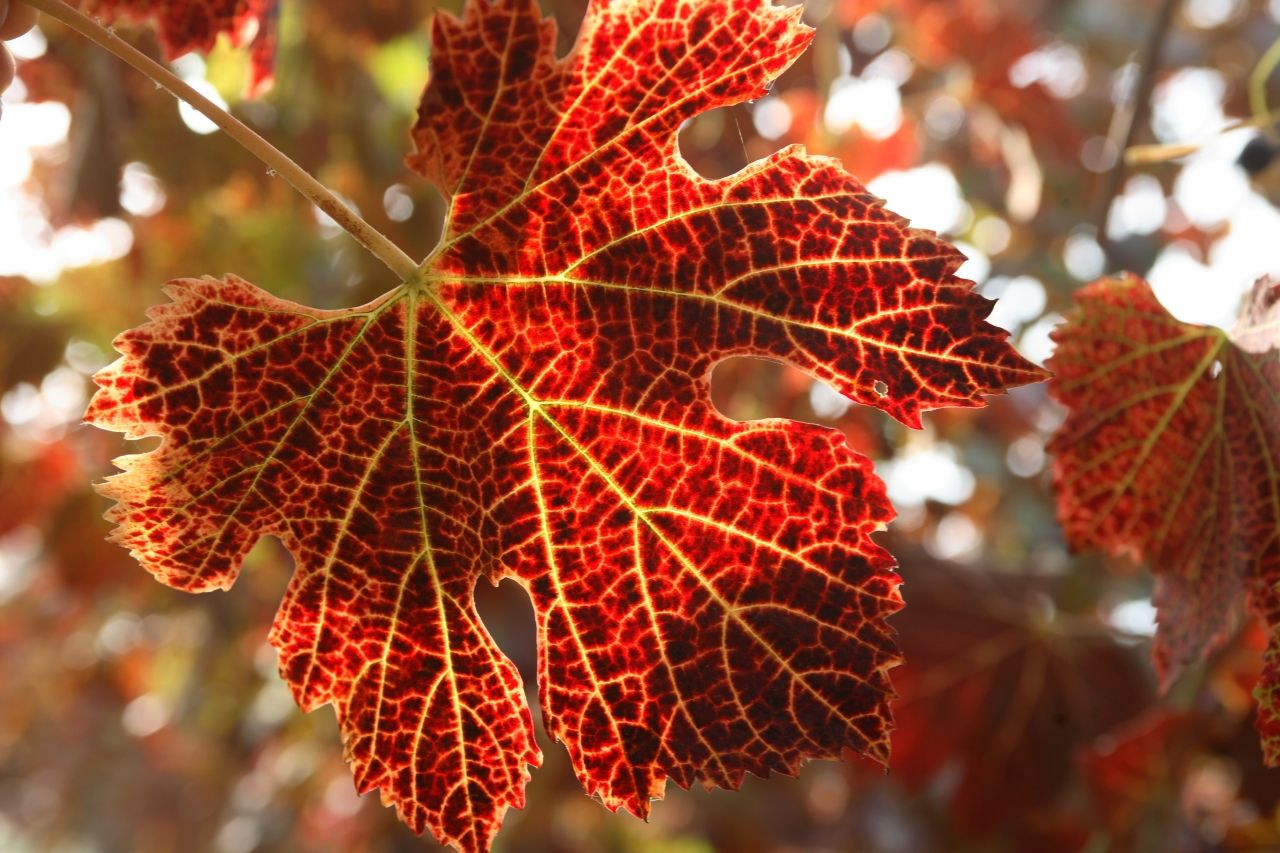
23 0 420 281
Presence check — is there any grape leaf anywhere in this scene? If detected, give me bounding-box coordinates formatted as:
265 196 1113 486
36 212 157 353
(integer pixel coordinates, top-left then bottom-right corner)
86 1 1044 849
1080 708 1199 845
883 551 1149 838
1049 274 1280 761
83 0 278 95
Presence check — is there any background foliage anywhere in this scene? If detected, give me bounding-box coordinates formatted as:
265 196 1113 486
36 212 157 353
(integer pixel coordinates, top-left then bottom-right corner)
0 0 1278 849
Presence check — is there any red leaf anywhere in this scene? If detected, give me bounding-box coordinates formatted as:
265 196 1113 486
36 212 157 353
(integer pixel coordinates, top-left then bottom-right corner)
1081 708 1199 844
884 553 1149 837
839 0 1082 161
82 0 278 95
0 432 78 538
86 1 1044 849
1049 274 1280 762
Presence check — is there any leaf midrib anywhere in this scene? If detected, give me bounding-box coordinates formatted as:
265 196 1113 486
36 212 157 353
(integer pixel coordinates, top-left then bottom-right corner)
425 288 880 744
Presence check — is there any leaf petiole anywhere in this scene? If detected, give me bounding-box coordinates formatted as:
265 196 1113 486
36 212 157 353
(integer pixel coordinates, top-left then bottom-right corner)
21 0 419 281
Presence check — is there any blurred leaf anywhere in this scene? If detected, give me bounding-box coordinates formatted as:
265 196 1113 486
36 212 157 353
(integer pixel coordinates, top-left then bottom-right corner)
884 551 1151 839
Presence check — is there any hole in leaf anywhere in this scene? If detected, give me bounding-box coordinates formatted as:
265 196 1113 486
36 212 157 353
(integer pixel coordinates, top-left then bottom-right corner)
550 4 584 59
119 434 163 454
473 576 538 682
709 356 788 421
873 379 889 397
678 105 752 180
1210 359 1223 379
243 537 298 607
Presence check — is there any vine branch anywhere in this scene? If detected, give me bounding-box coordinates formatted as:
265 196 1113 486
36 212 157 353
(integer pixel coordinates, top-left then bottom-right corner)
1094 0 1181 265
23 0 420 281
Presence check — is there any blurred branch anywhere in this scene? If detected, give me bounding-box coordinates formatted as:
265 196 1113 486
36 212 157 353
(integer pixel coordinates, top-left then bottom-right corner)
1094 0 1182 265
24 0 420 281
52 49 125 224
1251 35 1280 137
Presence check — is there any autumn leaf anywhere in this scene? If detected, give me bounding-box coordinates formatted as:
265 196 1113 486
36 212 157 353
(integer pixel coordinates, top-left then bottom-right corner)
0 431 78 538
838 0 1081 161
1080 708 1199 845
882 551 1149 838
81 0 278 95
85 1 1044 850
1049 274 1280 763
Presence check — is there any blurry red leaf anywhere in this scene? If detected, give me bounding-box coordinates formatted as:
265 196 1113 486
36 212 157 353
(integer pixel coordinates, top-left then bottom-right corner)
0 433 78 537
1209 620 1269 713
1082 708 1198 845
1049 274 1280 763
81 0 278 95
843 0 1081 161
886 553 1149 837
84 1 1043 849
14 50 81 103
746 91 918 185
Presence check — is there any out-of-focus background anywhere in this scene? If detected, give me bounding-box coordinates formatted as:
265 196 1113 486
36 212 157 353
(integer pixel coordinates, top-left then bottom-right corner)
1 0 1279 850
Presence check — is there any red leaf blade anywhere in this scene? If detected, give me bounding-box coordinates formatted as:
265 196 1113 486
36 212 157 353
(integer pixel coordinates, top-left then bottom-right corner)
512 405 902 812
415 0 1042 429
1049 274 1280 762
88 278 541 853
88 1 1045 848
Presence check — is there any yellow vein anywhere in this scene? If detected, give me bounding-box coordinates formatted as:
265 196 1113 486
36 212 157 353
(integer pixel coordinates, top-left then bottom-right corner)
436 50 810 256
297 421 404 699
428 295 869 736
628 516 733 783
183 295 406 577
451 7 520 200
404 288 479 833
524 413 639 793
644 506 893 603
557 193 885 277
1098 342 1225 543
445 270 1023 374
